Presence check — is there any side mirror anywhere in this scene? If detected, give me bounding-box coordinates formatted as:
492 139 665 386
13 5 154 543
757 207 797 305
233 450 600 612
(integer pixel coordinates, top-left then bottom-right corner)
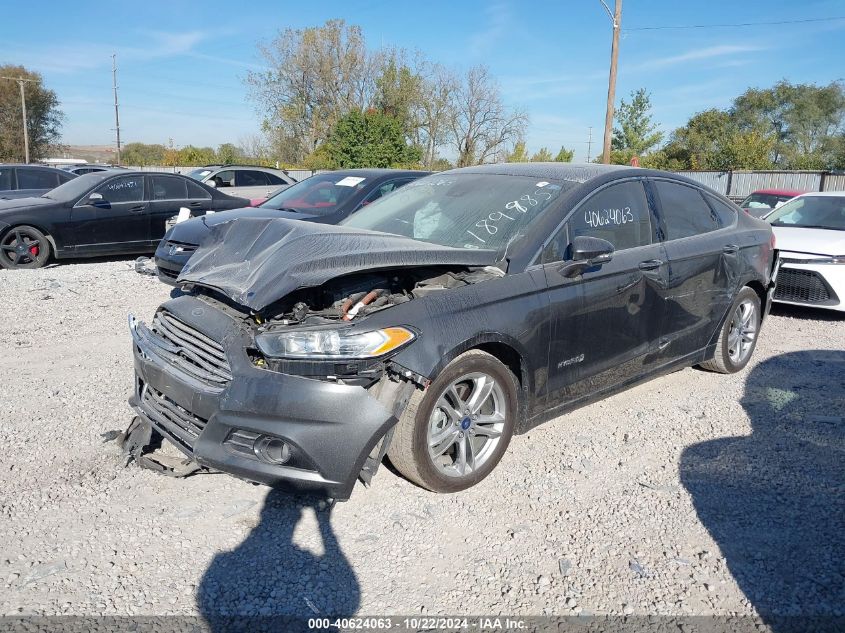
88 192 103 201
206 180 217 188
571 235 614 264
557 235 614 277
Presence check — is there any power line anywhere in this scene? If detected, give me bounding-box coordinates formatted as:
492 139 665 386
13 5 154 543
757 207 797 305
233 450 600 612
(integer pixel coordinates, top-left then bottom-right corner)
626 15 845 31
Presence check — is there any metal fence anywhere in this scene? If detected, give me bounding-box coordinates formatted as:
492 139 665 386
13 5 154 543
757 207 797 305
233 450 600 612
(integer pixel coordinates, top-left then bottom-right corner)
126 165 845 197
677 170 845 201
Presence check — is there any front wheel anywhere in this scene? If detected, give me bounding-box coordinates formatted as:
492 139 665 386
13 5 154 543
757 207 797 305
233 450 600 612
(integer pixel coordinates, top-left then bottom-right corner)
387 350 518 493
699 286 761 374
0 226 51 269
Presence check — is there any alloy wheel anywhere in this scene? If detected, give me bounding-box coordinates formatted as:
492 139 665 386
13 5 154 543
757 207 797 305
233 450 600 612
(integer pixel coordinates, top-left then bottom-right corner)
426 372 507 478
727 298 758 364
1 228 43 268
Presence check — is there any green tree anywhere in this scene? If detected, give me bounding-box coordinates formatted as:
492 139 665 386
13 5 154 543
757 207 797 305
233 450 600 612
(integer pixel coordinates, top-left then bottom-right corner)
611 88 663 156
177 145 216 166
121 142 166 166
0 65 62 161
216 143 243 164
315 109 421 169
554 146 574 162
530 147 553 162
506 141 528 162
246 20 372 163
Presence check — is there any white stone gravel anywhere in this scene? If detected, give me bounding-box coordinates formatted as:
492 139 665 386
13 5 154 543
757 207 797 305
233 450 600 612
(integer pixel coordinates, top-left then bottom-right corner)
0 259 842 619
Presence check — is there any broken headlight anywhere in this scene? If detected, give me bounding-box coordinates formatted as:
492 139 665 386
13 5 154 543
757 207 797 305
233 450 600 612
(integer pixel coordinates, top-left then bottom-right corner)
255 326 415 360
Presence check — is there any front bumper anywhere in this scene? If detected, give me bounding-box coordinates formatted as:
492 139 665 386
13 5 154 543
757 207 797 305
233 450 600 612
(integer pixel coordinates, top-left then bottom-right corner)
153 240 193 286
772 253 844 312
127 296 401 499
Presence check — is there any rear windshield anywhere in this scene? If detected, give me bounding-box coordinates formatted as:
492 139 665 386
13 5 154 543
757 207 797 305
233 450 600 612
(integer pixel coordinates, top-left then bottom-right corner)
259 172 367 216
341 173 573 250
768 196 845 231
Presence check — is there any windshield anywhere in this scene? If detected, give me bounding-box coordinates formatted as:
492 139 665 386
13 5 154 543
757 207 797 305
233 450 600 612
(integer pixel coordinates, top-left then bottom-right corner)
767 196 845 231
340 173 571 250
187 168 213 181
259 172 367 216
741 192 793 210
41 172 112 200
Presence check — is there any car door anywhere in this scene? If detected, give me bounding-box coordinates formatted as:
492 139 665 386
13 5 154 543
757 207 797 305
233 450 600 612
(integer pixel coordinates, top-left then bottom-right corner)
147 175 215 242
227 169 274 200
650 178 737 360
542 179 668 409
70 174 150 254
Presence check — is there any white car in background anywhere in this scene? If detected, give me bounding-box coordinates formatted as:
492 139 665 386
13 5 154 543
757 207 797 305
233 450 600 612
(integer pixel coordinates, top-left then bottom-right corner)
768 192 845 312
185 165 297 203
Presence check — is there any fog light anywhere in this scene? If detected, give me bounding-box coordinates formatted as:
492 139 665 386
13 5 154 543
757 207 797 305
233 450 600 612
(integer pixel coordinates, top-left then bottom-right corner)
254 436 291 465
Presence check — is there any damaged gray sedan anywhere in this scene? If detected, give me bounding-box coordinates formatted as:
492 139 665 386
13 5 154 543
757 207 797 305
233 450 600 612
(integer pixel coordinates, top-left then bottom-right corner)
126 163 775 499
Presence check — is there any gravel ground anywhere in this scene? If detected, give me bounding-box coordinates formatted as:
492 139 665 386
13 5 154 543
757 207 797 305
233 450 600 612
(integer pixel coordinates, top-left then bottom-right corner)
0 258 842 620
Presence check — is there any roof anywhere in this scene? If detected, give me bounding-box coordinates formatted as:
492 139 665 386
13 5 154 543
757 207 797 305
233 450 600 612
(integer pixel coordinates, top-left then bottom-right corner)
308 168 432 178
0 163 69 171
749 188 806 196
448 162 631 183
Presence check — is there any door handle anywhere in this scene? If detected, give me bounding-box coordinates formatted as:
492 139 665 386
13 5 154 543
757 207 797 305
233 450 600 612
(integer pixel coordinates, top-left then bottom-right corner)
723 244 739 254
128 205 145 213
189 202 202 207
638 259 663 271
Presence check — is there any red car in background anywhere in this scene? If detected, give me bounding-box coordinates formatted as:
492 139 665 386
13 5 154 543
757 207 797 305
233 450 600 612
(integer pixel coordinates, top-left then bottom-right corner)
740 188 804 218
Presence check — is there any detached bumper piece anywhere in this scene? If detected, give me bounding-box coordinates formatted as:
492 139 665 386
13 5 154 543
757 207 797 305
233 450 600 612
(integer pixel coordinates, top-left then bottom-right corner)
127 296 400 500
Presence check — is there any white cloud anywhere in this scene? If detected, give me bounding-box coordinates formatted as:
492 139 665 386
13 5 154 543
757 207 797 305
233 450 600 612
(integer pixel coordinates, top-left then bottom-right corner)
468 1 511 58
629 44 766 71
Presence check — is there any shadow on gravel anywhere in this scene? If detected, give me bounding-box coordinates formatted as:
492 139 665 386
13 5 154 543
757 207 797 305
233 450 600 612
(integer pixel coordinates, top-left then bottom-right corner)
769 304 845 323
197 490 359 628
681 350 845 627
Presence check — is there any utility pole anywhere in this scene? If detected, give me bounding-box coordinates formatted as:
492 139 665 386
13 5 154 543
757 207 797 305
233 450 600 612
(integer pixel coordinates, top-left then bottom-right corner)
0 75 37 163
600 0 622 164
112 54 122 165
586 126 593 163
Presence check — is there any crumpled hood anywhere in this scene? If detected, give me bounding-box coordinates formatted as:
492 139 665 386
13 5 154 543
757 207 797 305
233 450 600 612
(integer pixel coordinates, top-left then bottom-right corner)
773 225 845 257
167 207 314 244
178 217 499 310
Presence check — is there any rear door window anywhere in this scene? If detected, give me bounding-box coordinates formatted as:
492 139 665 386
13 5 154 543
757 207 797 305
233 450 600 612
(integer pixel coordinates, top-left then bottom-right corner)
265 172 286 185
17 168 58 189
0 168 12 190
235 170 270 186
151 176 188 200
654 180 721 240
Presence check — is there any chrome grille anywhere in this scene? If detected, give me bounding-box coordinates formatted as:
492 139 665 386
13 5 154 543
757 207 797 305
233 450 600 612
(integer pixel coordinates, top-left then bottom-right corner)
141 383 207 451
150 310 232 383
774 268 834 304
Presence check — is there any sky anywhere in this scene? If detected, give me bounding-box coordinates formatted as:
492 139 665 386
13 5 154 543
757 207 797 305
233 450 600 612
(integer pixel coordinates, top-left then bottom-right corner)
1 0 844 162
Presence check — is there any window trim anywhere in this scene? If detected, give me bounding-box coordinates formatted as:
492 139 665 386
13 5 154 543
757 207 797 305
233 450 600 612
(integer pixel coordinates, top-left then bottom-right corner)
533 177 656 266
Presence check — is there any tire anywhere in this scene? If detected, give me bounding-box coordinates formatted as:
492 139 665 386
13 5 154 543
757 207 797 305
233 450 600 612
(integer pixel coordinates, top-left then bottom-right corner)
699 286 761 374
387 349 518 493
0 225 51 269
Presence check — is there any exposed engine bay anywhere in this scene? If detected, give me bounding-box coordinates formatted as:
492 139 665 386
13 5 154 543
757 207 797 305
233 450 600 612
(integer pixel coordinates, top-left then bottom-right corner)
259 265 505 325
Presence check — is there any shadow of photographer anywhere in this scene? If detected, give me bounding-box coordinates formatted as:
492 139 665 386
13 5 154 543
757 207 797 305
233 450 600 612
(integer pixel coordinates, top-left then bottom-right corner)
681 350 844 626
198 489 359 631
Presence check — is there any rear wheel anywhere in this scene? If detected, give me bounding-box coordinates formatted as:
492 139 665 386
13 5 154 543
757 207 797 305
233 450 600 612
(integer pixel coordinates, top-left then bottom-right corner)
0 226 51 269
387 350 517 493
699 286 761 374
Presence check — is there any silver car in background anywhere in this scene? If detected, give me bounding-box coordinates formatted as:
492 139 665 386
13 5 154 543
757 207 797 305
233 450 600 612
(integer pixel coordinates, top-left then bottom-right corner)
186 165 297 202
